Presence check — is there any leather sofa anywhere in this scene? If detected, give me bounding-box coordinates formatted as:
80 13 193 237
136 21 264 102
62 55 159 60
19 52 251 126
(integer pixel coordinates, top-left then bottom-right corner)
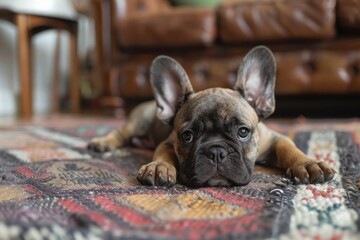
92 0 360 117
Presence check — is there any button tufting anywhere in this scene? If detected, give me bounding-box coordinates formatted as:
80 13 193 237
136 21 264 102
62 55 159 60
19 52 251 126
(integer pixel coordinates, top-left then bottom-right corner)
351 64 360 76
303 60 317 73
136 1 146 11
195 63 210 82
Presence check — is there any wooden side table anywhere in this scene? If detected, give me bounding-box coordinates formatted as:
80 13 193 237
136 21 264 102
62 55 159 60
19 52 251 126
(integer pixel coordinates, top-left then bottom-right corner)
0 9 79 118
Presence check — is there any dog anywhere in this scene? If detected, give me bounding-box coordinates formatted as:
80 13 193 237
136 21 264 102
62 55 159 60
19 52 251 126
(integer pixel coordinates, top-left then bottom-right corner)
88 46 336 187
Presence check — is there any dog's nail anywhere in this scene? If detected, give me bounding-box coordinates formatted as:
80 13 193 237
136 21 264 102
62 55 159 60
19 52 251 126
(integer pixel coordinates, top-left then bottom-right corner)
144 173 155 185
302 178 309 184
136 171 146 184
326 173 334 181
157 172 163 180
286 169 292 178
168 176 176 186
315 175 325 183
93 144 100 152
312 175 325 184
143 172 154 186
88 144 95 151
157 173 168 186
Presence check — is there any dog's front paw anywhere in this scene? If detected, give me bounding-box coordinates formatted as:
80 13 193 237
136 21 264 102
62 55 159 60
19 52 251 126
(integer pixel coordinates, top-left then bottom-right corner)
87 135 120 152
286 160 336 184
137 161 176 186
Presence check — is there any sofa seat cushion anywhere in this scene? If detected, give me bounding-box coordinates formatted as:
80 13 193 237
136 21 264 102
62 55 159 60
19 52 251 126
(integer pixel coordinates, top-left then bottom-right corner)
218 0 336 43
115 7 216 48
275 50 360 94
337 0 360 33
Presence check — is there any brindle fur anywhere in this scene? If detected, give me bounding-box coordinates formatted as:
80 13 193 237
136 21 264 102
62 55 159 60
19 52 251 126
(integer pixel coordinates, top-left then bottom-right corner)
88 46 336 187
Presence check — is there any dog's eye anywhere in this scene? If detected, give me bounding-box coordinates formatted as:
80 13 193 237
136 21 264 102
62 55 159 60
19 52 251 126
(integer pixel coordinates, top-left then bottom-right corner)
182 131 193 143
237 127 250 141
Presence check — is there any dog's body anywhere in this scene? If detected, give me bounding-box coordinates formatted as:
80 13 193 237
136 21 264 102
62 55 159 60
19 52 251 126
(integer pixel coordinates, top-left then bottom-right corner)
88 46 336 187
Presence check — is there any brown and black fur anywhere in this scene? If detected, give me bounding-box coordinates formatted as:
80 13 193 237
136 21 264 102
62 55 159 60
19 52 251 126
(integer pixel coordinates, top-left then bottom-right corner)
88 46 336 187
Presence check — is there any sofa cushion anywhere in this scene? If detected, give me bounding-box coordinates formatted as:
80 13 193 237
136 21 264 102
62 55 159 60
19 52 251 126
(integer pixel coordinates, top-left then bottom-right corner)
114 7 216 48
337 0 360 33
275 50 360 94
218 0 336 43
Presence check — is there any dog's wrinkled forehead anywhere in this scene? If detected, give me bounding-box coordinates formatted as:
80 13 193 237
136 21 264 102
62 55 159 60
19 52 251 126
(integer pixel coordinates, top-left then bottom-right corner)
175 88 258 129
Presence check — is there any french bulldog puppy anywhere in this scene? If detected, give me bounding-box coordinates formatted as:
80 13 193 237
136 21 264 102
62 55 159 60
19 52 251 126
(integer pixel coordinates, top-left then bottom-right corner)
88 46 336 187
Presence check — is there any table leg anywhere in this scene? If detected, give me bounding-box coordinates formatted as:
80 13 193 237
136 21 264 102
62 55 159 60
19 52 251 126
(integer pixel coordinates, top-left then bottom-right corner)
51 31 61 113
70 27 80 113
16 14 32 118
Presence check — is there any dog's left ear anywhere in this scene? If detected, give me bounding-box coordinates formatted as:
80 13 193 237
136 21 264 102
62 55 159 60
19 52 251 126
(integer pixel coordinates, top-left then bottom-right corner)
150 56 194 125
235 46 276 120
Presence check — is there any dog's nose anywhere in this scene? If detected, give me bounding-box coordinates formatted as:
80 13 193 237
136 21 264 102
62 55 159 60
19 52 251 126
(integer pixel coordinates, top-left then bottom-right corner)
206 147 227 163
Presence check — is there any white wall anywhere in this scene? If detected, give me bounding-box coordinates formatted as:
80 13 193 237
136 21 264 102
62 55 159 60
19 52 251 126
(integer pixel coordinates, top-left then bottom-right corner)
0 22 18 116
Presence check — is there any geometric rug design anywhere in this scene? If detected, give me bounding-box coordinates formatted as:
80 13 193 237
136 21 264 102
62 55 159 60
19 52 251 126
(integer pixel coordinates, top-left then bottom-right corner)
0 115 359 239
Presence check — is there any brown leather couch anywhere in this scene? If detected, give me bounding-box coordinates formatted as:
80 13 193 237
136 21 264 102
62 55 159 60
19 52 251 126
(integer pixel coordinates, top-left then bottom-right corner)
92 0 360 117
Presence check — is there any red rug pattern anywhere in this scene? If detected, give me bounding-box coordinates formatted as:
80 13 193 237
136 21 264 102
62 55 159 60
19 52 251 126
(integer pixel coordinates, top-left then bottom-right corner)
0 115 359 239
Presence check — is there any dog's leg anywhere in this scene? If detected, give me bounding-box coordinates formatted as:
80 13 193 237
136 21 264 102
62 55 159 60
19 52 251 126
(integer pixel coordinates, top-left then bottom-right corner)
87 101 156 152
137 137 177 186
87 128 128 152
273 135 337 184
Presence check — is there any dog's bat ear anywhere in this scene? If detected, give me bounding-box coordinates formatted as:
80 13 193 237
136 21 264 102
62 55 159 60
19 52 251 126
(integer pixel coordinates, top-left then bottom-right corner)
234 46 276 120
150 56 194 125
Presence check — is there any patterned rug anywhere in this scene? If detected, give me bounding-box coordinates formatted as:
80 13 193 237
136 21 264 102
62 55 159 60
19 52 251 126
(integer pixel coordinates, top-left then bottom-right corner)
0 115 359 239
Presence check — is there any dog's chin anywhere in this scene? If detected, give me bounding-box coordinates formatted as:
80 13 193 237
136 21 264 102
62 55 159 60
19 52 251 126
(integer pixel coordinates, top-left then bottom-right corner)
182 174 251 188
205 175 252 187
206 176 232 187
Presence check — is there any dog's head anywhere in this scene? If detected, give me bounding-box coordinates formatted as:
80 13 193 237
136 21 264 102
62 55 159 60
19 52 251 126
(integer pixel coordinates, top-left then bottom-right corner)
150 46 276 187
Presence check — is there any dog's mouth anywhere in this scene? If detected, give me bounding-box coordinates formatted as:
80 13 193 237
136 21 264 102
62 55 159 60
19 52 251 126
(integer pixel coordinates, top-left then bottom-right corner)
181 163 253 188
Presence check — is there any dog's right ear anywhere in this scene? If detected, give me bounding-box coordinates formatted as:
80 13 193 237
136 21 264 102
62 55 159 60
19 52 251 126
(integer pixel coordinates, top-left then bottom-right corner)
150 56 194 125
234 46 276 120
